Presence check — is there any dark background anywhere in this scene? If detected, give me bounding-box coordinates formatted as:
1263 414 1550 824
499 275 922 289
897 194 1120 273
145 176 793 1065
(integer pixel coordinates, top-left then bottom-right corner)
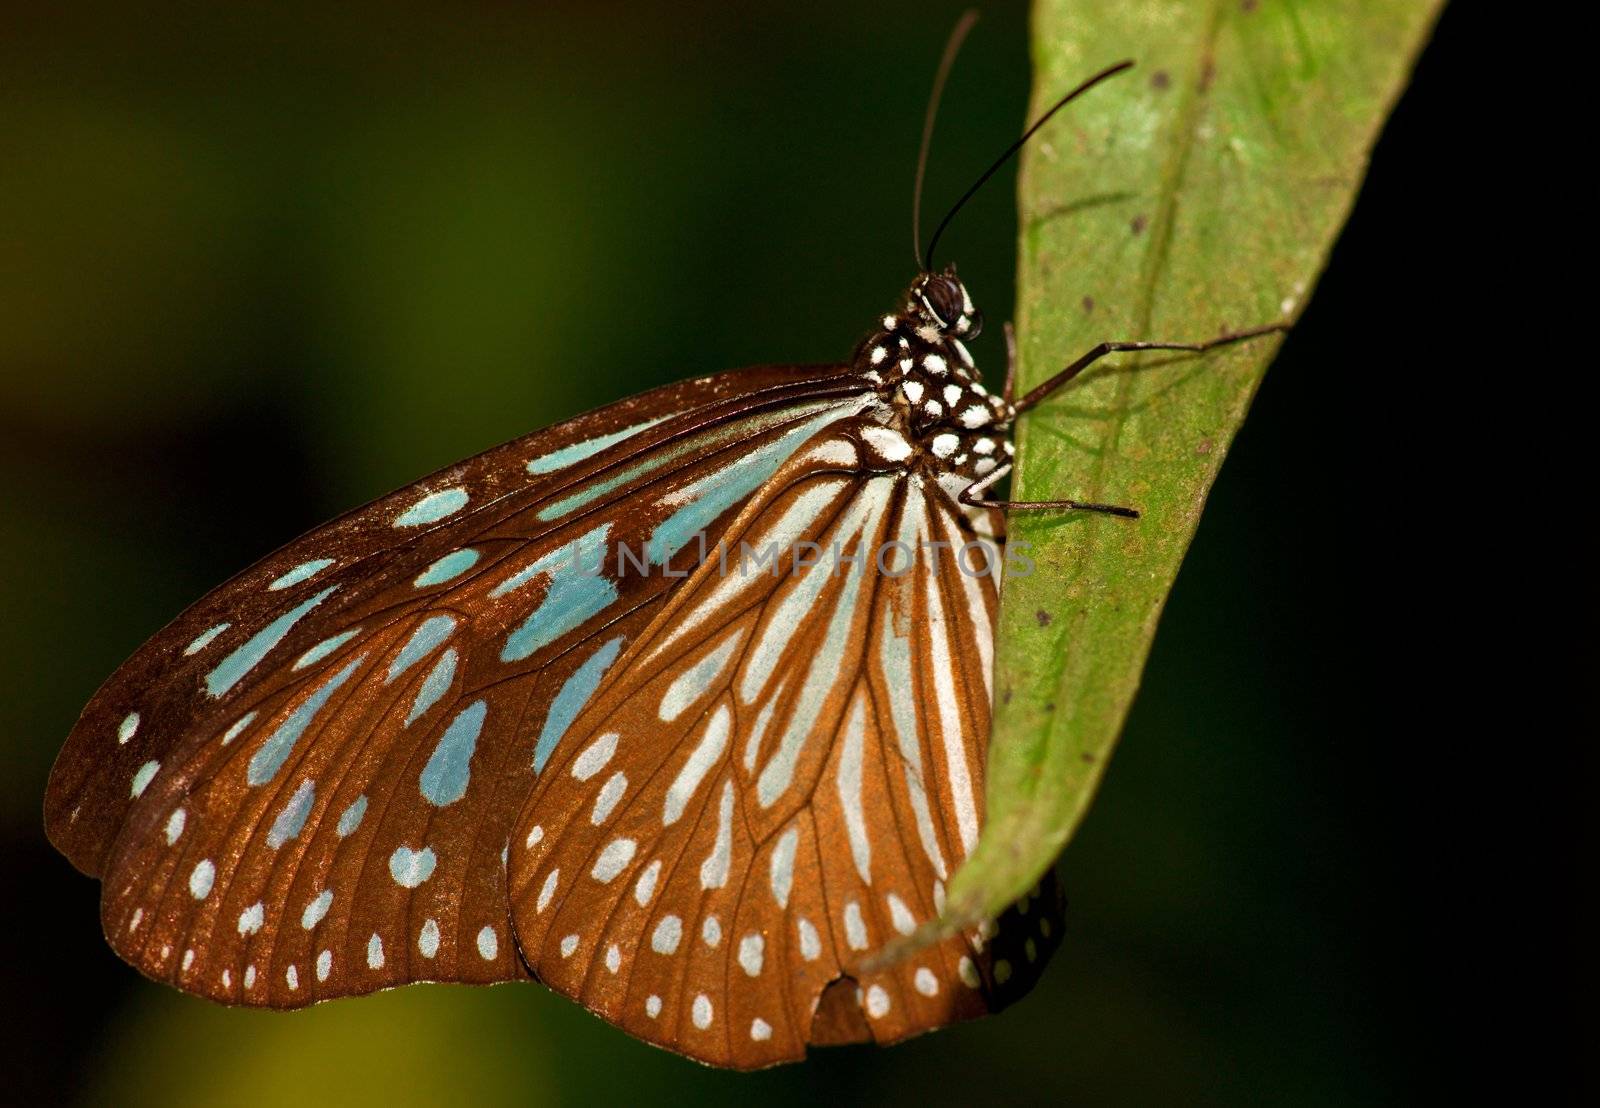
2 3 1529 1105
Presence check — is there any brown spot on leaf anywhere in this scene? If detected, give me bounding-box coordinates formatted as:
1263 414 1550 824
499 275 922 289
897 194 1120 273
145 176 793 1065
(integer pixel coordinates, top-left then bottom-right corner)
1081 295 1095 314
1080 752 1097 764
1151 70 1170 90
1035 609 1053 628
1130 213 1147 235
1199 57 1217 93
1196 437 1214 455
1241 0 1258 11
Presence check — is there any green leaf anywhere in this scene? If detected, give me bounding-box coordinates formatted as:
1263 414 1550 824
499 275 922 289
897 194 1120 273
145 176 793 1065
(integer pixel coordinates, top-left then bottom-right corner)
940 1 1443 930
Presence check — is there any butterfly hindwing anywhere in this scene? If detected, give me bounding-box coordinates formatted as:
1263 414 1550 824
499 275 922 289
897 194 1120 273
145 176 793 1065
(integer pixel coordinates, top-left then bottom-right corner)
46 366 874 1005
507 418 1062 1068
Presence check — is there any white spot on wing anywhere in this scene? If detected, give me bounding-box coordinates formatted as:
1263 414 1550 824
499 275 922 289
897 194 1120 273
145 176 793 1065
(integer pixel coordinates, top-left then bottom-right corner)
570 732 618 781
659 633 744 722
865 984 890 1018
843 901 868 949
537 869 560 914
662 703 731 826
924 560 980 853
590 771 628 824
797 917 821 960
591 838 636 883
651 915 683 955
237 902 264 936
698 780 735 889
634 859 661 906
189 859 215 900
887 893 916 936
738 933 764 976
769 827 799 908
836 695 871 884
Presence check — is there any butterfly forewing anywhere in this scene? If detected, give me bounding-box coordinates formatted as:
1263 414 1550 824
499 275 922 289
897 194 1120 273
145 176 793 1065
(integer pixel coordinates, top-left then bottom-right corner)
507 420 1061 1068
47 257 1077 1065
47 367 873 1004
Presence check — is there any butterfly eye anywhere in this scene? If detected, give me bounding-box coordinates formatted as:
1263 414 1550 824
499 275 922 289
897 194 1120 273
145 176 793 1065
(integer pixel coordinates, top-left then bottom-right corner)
921 276 965 328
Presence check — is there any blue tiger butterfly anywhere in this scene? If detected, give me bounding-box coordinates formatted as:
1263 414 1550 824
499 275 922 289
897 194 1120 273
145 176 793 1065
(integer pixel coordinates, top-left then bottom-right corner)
44 27 1282 1068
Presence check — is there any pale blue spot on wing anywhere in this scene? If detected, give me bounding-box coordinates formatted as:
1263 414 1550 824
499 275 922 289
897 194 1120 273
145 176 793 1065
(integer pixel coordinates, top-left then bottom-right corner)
534 636 625 773
221 711 258 745
414 548 480 588
419 700 487 806
535 451 691 523
268 558 336 591
646 406 852 564
387 615 458 683
184 622 230 656
206 587 338 698
525 415 672 475
266 779 316 847
498 525 617 663
246 655 363 786
336 795 367 837
419 918 440 957
490 523 610 598
501 577 617 664
130 760 160 798
301 889 333 930
394 487 469 527
406 648 457 726
293 628 361 671
532 399 857 523
389 845 436 888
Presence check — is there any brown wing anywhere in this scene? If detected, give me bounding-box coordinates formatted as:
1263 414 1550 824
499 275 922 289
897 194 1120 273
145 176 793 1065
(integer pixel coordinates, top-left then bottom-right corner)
46 365 873 1006
507 417 1063 1068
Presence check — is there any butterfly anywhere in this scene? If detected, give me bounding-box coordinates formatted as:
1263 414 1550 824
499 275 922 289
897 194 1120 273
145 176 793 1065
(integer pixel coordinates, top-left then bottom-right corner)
43 35 1283 1068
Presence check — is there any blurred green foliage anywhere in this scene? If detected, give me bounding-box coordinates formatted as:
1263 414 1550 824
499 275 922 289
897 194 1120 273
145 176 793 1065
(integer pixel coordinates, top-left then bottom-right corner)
1 2 1465 1104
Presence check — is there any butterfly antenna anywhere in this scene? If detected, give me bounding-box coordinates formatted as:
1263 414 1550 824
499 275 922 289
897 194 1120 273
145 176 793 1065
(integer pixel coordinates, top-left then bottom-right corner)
913 10 981 270
922 58 1135 271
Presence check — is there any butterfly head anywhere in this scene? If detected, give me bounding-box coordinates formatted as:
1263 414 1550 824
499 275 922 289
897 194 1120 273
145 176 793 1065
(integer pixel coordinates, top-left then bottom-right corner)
909 265 982 339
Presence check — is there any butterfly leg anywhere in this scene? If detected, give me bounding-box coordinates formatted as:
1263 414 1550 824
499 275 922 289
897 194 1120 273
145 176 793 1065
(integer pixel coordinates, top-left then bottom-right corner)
1012 321 1287 414
958 464 1140 519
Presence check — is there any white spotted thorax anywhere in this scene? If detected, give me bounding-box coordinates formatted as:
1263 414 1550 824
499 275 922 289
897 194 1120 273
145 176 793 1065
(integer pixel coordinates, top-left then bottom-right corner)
854 267 1015 491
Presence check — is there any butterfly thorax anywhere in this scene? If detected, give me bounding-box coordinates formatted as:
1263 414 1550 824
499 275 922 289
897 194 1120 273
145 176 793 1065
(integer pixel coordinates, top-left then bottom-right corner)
854 269 1016 482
